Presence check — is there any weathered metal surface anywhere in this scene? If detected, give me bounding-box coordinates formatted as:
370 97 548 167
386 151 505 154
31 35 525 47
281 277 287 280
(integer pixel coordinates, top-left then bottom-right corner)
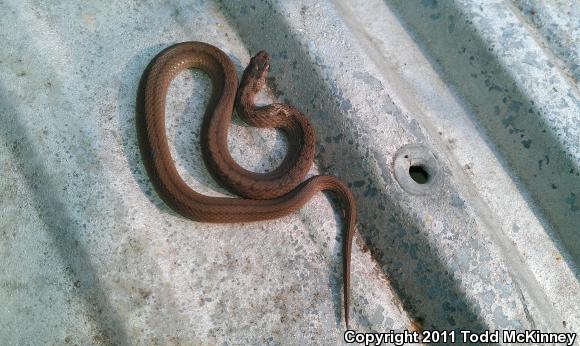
0 0 578 344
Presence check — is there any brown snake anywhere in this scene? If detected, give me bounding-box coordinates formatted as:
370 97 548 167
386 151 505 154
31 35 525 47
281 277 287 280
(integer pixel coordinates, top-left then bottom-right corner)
137 41 356 328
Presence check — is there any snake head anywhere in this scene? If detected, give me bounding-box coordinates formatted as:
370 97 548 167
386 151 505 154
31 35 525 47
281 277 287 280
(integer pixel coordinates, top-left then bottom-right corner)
249 51 270 79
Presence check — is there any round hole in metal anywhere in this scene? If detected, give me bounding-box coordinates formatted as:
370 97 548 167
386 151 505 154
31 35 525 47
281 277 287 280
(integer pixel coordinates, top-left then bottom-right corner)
393 144 440 195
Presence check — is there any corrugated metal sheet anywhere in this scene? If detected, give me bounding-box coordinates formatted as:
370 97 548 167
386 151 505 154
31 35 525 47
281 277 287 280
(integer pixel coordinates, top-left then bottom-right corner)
1 0 578 344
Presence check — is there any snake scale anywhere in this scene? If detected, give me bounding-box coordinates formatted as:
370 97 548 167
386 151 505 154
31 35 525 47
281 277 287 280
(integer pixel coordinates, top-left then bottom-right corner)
137 41 357 328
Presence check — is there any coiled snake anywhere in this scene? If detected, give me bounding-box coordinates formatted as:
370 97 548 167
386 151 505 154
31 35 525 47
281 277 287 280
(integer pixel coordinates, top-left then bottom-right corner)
137 41 356 328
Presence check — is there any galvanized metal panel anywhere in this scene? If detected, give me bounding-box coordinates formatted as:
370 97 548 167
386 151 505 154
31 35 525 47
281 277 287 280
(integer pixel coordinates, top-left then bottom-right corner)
0 0 578 344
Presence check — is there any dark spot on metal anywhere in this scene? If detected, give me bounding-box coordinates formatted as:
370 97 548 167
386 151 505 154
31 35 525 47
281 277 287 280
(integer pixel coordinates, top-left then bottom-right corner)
361 243 369 253
521 139 531 148
565 193 578 212
340 99 352 112
451 194 465 209
265 76 283 98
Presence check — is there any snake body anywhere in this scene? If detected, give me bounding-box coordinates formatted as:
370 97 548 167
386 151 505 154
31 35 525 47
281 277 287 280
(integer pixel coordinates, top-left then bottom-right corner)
137 42 356 327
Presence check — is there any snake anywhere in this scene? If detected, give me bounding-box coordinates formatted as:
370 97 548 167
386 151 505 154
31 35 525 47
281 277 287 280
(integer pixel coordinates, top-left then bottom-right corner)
136 41 356 328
